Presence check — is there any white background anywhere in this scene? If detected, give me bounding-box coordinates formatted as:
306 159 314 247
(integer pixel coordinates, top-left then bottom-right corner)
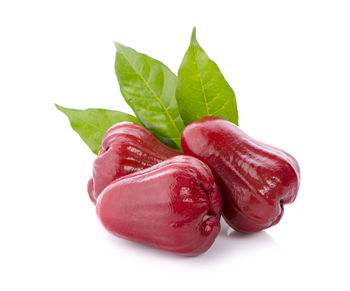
1 1 349 290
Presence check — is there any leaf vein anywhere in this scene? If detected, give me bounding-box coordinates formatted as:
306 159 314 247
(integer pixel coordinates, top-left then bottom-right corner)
117 45 181 138
192 47 210 116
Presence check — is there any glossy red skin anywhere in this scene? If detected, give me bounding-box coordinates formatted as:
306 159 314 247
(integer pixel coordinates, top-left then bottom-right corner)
96 156 222 256
88 122 180 204
182 117 300 233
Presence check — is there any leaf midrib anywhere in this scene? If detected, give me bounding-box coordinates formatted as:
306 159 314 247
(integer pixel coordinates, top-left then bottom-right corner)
192 45 210 116
117 45 181 138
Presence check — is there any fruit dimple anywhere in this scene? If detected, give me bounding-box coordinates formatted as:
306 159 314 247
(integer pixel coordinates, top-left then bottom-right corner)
202 214 211 223
205 183 222 219
198 181 222 236
200 215 220 236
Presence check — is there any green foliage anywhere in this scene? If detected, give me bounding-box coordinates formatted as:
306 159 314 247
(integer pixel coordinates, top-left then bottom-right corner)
56 104 140 154
176 28 238 125
56 28 239 154
115 43 184 149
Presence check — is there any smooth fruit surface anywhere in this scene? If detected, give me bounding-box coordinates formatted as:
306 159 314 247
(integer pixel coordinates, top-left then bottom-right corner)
96 155 222 256
182 116 300 233
88 122 180 203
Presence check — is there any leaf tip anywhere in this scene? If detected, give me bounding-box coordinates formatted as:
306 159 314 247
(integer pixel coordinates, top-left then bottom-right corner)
114 41 123 52
191 27 197 43
55 103 63 111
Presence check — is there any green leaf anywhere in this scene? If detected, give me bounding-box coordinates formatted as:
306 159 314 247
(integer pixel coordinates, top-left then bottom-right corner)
114 42 184 149
176 27 239 126
55 104 141 155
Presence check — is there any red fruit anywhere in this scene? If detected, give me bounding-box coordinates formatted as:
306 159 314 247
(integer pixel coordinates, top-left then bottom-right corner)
96 156 222 256
88 122 180 204
181 116 300 233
